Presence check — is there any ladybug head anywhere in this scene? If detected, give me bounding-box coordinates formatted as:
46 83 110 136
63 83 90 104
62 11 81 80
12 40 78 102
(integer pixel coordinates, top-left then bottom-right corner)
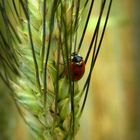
71 53 83 63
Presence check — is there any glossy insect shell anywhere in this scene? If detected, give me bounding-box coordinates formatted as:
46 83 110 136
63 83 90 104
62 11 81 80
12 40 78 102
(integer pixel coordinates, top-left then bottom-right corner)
69 54 85 81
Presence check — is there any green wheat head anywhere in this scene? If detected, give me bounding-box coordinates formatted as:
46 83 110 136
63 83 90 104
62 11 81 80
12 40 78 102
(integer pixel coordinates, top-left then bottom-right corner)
0 0 112 139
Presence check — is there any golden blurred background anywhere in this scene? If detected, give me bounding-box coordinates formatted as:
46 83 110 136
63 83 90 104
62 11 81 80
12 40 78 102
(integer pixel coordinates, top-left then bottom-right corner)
0 0 140 140
77 0 140 140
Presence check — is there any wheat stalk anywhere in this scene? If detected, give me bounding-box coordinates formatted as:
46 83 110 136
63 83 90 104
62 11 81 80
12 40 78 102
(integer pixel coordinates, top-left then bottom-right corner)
0 0 112 139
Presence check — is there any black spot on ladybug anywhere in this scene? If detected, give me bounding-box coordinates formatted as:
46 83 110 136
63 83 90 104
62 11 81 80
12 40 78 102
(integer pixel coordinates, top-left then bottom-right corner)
77 64 82 67
74 73 79 76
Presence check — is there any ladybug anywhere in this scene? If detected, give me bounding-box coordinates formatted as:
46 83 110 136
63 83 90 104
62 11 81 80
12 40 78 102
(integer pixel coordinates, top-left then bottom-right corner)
66 53 85 81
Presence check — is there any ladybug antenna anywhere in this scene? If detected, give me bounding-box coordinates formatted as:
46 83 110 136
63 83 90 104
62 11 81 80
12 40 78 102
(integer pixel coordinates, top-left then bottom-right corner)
71 52 78 56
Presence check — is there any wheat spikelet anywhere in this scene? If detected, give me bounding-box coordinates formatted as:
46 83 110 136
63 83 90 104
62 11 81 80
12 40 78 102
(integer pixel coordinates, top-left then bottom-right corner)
0 0 112 139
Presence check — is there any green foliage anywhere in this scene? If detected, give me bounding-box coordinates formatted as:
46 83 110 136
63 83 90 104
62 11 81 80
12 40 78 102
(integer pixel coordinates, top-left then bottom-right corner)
0 0 112 139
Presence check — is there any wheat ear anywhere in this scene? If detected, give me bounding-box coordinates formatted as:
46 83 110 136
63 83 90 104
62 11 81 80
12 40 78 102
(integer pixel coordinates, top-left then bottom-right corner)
0 0 112 139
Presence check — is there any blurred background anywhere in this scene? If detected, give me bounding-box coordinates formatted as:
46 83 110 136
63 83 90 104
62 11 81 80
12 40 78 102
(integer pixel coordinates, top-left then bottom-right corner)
78 0 140 140
0 0 140 140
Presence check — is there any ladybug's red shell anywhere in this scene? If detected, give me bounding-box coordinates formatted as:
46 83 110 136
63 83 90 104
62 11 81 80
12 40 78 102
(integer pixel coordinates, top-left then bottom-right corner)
66 53 85 81
70 60 85 81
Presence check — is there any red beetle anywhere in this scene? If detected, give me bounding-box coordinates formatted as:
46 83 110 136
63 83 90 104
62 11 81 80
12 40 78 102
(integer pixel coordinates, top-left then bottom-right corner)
66 53 85 81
